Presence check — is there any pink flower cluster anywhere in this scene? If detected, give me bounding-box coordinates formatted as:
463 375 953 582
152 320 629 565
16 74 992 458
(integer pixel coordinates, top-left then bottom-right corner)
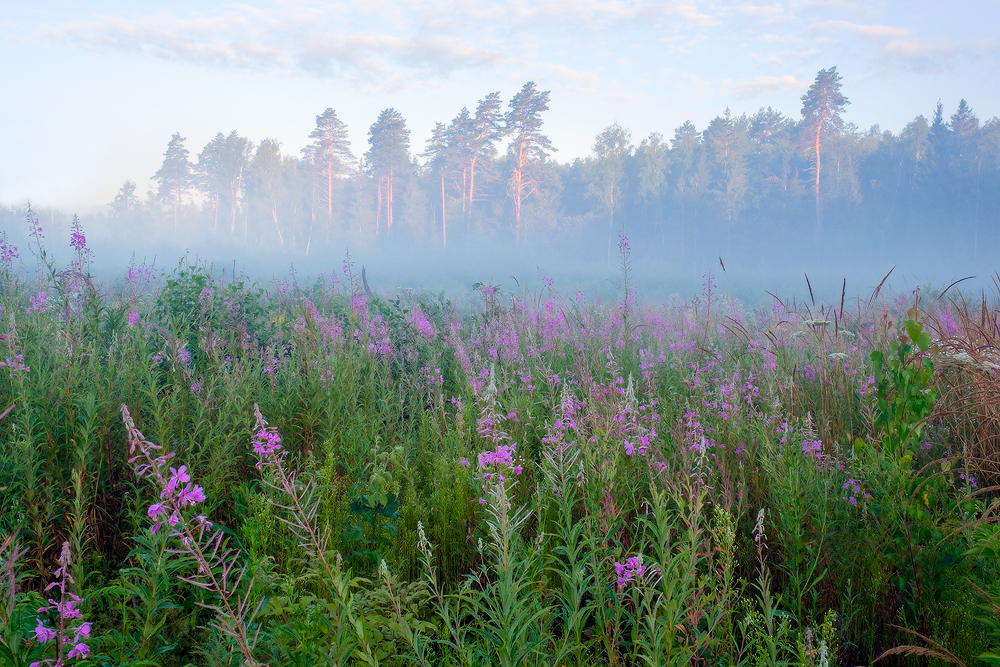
31 542 90 666
801 439 824 459
476 443 524 502
0 235 18 265
841 477 872 507
0 354 29 377
123 406 209 536
26 291 48 314
478 443 517 470
408 306 437 344
147 465 207 534
623 435 650 457
251 426 283 463
614 556 647 589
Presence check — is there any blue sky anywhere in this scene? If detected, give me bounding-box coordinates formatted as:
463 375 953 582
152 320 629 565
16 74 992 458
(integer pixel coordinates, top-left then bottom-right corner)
1 0 997 211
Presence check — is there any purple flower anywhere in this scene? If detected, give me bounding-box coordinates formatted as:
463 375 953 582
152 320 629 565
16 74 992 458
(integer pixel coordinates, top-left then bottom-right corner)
73 622 91 642
128 312 140 326
624 440 635 456
57 599 82 620
147 503 165 518
458 458 470 467
67 643 90 659
177 483 206 507
614 554 649 590
251 428 282 458
164 466 190 496
26 291 48 314
34 619 56 643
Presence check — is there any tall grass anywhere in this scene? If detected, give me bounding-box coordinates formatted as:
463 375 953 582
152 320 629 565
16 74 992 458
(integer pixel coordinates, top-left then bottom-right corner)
0 219 998 666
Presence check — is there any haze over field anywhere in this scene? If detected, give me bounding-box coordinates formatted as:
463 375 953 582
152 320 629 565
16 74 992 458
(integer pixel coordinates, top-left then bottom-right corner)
1 1 998 299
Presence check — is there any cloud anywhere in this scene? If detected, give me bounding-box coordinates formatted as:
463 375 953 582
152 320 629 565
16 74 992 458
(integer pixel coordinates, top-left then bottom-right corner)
42 11 504 88
880 37 995 72
735 74 808 96
36 0 721 93
735 4 795 25
818 20 911 39
813 19 995 73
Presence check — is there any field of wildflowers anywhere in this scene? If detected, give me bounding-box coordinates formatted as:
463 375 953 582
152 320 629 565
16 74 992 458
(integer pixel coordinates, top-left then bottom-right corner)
1 214 1000 666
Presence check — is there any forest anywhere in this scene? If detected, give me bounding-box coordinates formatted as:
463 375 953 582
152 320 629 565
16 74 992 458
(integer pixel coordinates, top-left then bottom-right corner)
97 66 1000 273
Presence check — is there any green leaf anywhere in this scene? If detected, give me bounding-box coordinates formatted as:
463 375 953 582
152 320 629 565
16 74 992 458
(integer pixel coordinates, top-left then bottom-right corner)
905 319 923 345
376 494 400 519
342 524 364 542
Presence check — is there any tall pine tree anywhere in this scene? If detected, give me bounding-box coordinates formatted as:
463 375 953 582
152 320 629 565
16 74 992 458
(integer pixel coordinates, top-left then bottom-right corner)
800 66 849 238
302 109 354 220
366 108 411 236
153 133 191 231
505 82 554 243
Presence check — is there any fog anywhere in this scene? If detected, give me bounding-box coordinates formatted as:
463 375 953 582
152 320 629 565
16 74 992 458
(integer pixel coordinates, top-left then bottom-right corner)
1 77 996 308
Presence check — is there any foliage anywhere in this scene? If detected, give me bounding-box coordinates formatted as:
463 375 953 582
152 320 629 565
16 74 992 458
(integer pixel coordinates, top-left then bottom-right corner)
0 238 999 666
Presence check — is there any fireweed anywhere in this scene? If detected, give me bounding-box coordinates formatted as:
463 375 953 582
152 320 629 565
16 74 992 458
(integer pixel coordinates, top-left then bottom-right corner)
249 405 382 666
121 405 264 667
3 240 995 667
30 542 90 667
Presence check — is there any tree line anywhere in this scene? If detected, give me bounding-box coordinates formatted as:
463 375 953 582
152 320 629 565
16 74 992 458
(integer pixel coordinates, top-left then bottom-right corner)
109 69 1000 261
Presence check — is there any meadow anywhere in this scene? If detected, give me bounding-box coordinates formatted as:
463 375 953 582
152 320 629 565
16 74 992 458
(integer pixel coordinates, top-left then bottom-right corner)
1 221 999 667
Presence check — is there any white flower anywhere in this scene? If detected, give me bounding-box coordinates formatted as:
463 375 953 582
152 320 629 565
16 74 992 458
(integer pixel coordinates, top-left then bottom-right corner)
753 508 768 548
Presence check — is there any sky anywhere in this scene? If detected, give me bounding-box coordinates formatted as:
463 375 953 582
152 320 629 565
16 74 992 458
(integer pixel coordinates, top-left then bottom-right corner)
1 0 997 212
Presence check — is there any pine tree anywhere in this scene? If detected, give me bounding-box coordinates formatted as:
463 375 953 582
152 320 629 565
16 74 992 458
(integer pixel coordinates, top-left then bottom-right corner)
302 109 354 220
366 108 411 236
197 133 226 230
423 122 453 246
446 108 475 216
505 82 554 243
196 131 253 233
109 180 141 219
748 107 797 216
800 66 850 238
153 133 191 230
467 92 504 217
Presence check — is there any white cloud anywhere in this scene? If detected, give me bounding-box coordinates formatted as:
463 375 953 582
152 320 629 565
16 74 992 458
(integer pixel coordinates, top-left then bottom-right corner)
818 20 911 39
736 74 808 96
36 0 722 93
